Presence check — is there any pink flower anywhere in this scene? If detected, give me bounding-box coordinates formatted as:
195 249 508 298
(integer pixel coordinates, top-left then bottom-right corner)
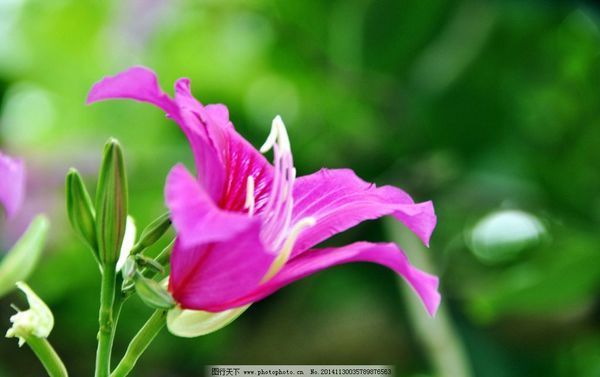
0 151 25 219
87 67 441 316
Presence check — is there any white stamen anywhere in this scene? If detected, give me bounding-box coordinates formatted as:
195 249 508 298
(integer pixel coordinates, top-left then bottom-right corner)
261 217 316 282
244 176 255 216
260 115 290 154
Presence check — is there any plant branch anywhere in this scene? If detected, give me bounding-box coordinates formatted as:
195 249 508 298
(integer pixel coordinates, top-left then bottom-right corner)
110 310 166 377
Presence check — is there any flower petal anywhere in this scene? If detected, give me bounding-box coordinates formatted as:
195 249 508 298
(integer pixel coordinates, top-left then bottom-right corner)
86 66 179 117
166 304 249 338
165 164 255 248
86 67 226 199
220 242 440 316
168 223 275 311
0 152 25 218
291 169 436 256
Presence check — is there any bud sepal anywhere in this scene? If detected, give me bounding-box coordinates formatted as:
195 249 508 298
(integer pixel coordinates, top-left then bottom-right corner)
66 168 98 262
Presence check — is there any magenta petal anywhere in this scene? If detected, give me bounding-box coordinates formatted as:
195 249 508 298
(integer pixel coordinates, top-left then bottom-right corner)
86 66 179 117
291 169 436 256
219 242 440 316
0 152 25 218
165 164 255 248
169 223 275 311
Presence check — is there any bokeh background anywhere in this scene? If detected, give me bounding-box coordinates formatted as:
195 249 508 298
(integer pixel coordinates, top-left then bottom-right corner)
1 0 599 376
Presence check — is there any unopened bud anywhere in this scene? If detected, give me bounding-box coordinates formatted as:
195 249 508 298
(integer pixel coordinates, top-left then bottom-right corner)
134 273 175 310
66 168 98 262
95 138 128 266
131 212 171 254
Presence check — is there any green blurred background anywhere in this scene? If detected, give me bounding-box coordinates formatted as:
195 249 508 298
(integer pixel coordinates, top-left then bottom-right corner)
1 0 599 376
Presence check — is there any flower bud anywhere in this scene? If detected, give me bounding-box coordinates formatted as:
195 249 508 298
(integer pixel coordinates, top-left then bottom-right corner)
0 216 49 298
6 282 54 347
66 168 98 262
166 305 248 338
131 212 171 255
95 138 128 266
134 273 175 310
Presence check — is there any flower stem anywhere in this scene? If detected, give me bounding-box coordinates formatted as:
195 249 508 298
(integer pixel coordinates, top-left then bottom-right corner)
25 335 69 377
111 310 166 377
95 265 117 377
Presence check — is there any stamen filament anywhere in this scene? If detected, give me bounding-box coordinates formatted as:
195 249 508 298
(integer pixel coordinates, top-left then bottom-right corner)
244 176 255 216
261 217 316 283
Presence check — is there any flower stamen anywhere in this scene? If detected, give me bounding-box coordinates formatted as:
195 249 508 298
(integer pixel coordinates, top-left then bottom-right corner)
261 216 316 283
244 176 255 216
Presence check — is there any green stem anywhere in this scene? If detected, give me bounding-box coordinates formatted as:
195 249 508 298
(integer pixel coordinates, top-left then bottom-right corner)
26 335 69 377
111 310 166 377
95 265 117 377
109 293 125 361
385 220 472 377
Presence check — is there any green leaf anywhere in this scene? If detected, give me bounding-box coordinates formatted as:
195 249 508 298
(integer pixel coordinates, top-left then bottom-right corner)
0 216 50 298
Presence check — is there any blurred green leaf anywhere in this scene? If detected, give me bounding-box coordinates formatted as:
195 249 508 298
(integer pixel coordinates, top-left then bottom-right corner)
0 216 49 298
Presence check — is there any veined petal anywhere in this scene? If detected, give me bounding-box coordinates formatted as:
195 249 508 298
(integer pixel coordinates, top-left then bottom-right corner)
290 169 436 256
168 222 275 311
0 152 25 218
217 242 440 316
165 164 255 248
173 78 273 212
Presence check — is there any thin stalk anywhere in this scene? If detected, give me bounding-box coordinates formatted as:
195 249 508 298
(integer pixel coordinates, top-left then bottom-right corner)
108 292 125 365
95 265 117 377
111 310 166 377
26 335 69 377
141 240 173 279
385 219 472 377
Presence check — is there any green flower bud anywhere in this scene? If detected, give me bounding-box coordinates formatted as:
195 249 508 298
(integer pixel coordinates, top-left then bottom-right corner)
131 212 171 255
66 168 98 263
95 138 128 267
0 216 49 298
134 273 175 310
6 282 54 347
166 305 249 338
